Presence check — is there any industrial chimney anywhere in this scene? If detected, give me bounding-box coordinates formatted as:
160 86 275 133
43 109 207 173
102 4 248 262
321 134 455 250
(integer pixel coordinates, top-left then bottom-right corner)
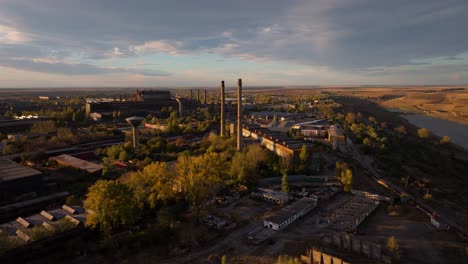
197 89 200 102
220 81 225 136
204 90 207 104
125 116 144 150
190 89 193 100
237 78 242 151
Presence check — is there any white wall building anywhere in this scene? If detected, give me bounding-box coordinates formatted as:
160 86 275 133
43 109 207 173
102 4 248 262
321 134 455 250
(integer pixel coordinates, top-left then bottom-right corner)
263 197 316 231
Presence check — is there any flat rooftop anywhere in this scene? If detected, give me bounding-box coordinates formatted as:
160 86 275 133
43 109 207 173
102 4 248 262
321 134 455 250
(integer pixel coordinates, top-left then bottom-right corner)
265 197 315 224
0 160 42 182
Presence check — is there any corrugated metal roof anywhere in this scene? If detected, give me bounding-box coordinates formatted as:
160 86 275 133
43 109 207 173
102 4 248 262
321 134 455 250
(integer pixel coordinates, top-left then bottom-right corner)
0 160 42 182
51 154 103 173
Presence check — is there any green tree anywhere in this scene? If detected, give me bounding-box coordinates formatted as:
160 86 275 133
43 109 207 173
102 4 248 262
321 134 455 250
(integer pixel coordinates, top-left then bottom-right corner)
417 128 431 139
84 180 141 235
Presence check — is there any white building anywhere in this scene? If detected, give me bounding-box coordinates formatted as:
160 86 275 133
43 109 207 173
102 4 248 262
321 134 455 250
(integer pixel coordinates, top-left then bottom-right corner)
263 197 316 231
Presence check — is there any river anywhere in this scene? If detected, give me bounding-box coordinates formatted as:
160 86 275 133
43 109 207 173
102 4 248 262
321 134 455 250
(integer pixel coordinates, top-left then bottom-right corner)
401 114 468 150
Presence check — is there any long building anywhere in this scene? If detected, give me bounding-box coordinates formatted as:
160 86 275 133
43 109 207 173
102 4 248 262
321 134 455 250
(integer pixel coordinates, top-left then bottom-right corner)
242 124 313 159
0 160 43 201
263 197 316 231
85 89 189 119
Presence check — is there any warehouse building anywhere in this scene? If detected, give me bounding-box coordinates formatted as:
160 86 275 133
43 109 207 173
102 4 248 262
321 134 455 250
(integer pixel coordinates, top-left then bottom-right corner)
251 188 290 205
242 125 313 159
263 197 317 231
0 160 43 201
50 154 103 174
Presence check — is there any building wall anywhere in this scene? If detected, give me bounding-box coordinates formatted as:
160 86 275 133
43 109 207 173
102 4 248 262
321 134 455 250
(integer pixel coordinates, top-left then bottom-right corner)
0 175 43 201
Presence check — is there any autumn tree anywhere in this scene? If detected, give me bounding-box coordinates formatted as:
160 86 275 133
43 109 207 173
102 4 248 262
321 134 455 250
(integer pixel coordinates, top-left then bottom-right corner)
336 161 352 192
417 128 431 139
394 125 407 135
120 162 175 209
386 236 400 261
340 168 353 192
30 120 57 134
440 136 450 144
345 112 356 124
281 172 289 193
299 144 309 165
276 255 300 264
84 180 141 235
175 153 221 221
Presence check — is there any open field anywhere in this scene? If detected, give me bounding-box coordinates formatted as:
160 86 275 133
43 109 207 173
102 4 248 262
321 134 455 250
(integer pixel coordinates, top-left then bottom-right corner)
319 86 468 125
245 86 468 125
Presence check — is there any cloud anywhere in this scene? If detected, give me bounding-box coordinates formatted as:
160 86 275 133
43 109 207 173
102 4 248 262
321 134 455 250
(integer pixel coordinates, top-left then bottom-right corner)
0 0 468 85
0 24 31 44
444 56 464 61
129 40 184 55
0 58 170 76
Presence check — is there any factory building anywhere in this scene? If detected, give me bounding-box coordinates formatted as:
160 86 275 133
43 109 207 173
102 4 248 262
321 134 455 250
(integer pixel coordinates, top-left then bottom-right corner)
263 197 316 231
242 125 313 159
0 160 43 201
85 89 198 120
50 154 103 174
251 188 290 205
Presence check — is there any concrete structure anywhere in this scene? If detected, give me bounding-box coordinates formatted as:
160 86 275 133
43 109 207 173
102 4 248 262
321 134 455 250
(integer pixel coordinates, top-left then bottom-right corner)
0 204 88 248
251 188 290 205
263 197 316 231
85 89 197 119
243 125 313 159
125 116 144 149
50 154 103 174
329 195 379 231
328 125 346 146
220 81 225 136
322 232 387 263
237 78 242 151
0 160 43 201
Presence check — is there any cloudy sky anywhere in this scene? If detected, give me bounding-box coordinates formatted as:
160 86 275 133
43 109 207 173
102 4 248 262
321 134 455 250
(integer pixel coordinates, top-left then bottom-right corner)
1 0 468 87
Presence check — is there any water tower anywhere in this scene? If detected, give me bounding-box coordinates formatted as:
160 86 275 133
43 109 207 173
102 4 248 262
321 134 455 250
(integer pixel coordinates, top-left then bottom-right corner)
125 116 144 149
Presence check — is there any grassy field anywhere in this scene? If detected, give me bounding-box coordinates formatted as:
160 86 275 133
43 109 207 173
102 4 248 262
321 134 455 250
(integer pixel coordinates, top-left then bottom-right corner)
319 86 468 125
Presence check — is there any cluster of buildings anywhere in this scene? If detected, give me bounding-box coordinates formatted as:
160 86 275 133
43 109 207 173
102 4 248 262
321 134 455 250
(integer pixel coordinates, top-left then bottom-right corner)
0 204 86 244
85 89 213 121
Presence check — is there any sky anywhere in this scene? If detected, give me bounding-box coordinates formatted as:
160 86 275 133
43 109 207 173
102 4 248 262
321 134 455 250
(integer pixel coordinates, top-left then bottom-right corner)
1 0 468 87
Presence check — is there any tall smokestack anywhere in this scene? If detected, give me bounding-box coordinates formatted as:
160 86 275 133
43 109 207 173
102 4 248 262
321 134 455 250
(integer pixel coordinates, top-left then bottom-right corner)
237 78 242 151
190 90 193 100
204 90 207 104
197 89 200 102
220 81 225 136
